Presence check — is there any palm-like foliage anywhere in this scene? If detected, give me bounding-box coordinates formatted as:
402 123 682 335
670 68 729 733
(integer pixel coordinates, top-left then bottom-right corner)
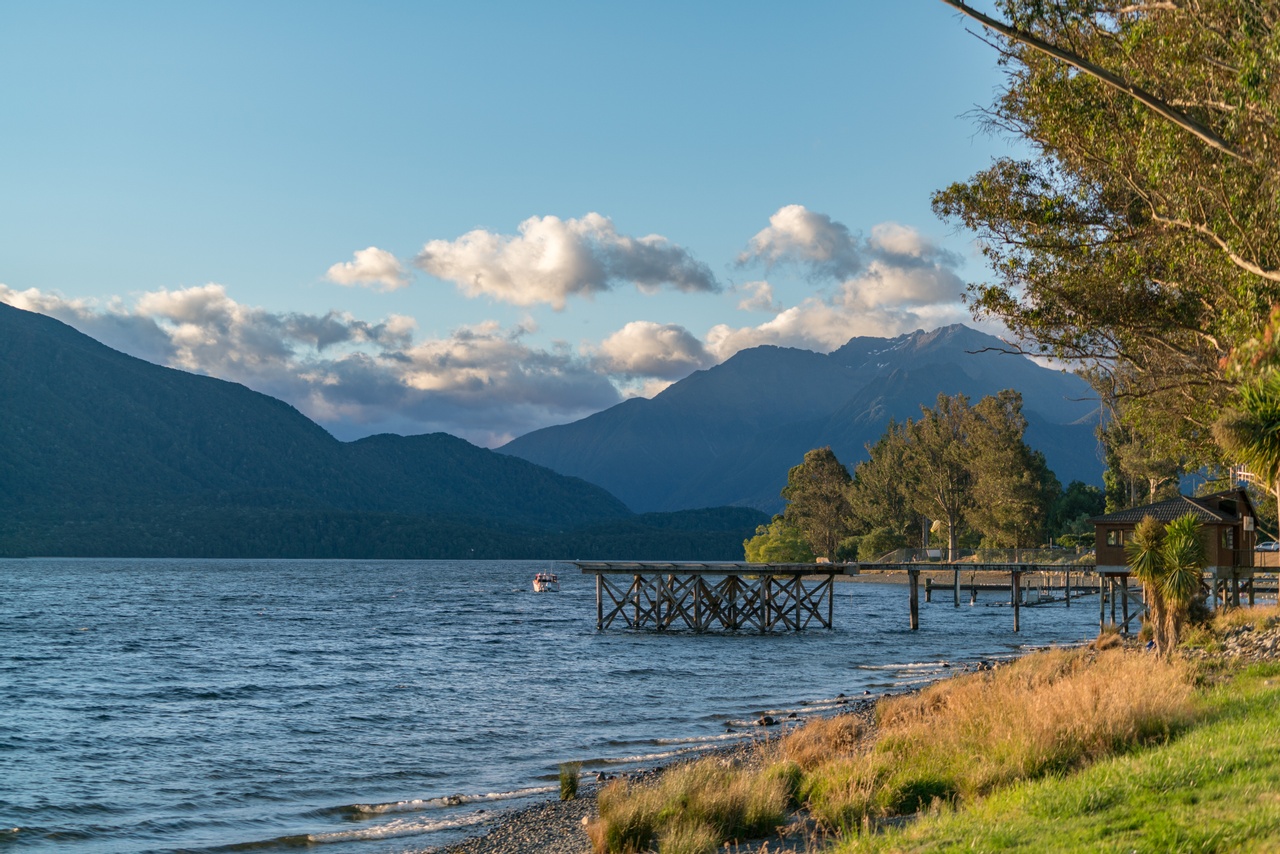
1161 514 1207 647
1161 515 1207 606
1215 370 1280 528
1125 513 1206 656
1126 516 1170 654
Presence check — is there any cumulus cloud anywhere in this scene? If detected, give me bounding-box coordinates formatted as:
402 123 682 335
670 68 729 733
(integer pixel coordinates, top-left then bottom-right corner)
711 218 975 359
416 212 719 309
592 321 715 380
325 246 409 291
738 204 862 279
735 280 781 313
0 284 619 447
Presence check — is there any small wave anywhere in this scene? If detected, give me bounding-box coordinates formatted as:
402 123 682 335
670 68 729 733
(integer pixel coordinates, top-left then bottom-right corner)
308 811 494 843
335 785 556 818
653 731 754 746
590 737 760 767
855 661 950 671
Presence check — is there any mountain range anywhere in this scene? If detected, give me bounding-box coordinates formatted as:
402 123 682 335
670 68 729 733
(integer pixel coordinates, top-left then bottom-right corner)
501 324 1104 514
0 303 764 558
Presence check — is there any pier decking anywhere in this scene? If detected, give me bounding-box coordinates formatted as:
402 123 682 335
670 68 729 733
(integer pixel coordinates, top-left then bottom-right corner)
574 562 838 631
574 560 1277 634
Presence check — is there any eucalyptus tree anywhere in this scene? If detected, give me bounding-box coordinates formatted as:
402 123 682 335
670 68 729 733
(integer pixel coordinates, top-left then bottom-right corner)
847 422 919 547
967 390 1061 548
781 447 853 560
934 0 1280 464
901 394 977 560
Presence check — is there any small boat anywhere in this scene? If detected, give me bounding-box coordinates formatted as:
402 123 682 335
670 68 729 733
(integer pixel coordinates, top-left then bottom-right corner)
533 571 560 593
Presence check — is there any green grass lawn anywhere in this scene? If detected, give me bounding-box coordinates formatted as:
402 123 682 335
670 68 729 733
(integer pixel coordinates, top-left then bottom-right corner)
836 661 1280 853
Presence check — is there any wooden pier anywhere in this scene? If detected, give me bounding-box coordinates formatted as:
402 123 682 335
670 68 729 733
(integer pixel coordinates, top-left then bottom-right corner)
575 562 839 632
575 560 1279 634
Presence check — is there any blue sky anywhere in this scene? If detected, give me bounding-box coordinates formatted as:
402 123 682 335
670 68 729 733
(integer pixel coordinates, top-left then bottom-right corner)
1 0 1019 445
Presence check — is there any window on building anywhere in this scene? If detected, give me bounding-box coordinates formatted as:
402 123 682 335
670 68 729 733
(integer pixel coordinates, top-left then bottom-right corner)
1106 529 1124 547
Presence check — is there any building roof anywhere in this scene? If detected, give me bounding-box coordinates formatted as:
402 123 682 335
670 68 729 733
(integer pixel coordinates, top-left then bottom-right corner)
1090 489 1254 526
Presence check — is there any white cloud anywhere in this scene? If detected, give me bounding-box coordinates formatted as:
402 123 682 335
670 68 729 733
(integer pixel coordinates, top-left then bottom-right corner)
0 284 618 447
415 212 719 309
735 280 781 313
592 321 715 379
737 204 862 279
710 220 975 359
326 246 409 291
0 212 989 440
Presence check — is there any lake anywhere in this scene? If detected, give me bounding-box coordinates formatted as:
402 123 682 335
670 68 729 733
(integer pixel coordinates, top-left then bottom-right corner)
1 559 1100 853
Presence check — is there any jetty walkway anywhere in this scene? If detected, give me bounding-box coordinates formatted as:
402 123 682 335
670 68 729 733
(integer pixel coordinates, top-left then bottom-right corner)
574 553 1275 634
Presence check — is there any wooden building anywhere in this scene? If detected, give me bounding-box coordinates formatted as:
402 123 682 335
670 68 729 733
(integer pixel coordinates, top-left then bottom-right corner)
1091 488 1257 579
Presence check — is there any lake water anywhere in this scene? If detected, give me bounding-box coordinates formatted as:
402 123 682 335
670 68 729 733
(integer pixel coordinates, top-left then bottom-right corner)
2 559 1101 853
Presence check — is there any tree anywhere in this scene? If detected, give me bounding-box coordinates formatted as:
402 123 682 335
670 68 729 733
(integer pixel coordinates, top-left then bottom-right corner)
780 447 852 560
849 390 1062 556
967 390 1061 548
1047 480 1105 542
901 394 975 559
1126 515 1171 653
1100 420 1182 510
1215 370 1280 532
847 423 921 547
934 1 1280 465
1126 512 1207 656
1160 513 1208 648
743 516 815 563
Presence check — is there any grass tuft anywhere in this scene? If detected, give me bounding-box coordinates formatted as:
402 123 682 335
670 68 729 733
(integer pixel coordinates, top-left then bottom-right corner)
588 757 789 853
559 762 581 801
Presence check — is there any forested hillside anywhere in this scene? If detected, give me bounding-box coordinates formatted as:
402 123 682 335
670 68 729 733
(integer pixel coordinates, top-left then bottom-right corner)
0 303 764 558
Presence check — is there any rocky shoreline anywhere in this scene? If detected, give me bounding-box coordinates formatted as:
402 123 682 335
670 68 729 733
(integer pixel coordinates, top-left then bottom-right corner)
431 699 882 854
429 610 1280 854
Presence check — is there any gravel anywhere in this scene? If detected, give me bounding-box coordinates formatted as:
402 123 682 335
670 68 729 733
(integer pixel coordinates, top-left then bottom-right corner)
431 699 881 854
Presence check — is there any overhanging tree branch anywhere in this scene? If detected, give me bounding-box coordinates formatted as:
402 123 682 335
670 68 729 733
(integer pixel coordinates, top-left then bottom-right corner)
937 0 1250 163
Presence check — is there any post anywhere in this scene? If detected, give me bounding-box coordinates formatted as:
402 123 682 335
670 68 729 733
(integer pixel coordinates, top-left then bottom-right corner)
1012 569 1022 632
788 573 798 627
908 568 920 630
925 577 932 602
694 577 702 632
953 566 960 607
596 573 603 630
1121 576 1130 635
1231 573 1241 608
1099 573 1105 630
1110 576 1117 624
1065 569 1071 607
1248 576 1255 607
635 574 642 628
828 573 834 628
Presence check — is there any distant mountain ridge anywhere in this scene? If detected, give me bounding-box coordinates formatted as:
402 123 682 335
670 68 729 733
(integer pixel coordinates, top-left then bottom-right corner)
0 303 764 558
501 325 1103 513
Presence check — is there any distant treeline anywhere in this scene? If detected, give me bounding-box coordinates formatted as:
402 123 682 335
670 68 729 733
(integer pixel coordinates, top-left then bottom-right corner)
0 505 768 560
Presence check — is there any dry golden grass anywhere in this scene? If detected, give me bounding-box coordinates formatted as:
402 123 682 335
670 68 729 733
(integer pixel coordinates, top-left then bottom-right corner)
772 713 866 770
1212 602 1280 631
1089 625 1124 650
591 647 1201 849
801 647 1198 830
588 757 790 854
